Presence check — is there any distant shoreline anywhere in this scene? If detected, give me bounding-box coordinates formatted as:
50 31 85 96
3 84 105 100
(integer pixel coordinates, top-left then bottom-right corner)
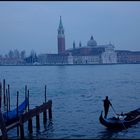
0 63 140 66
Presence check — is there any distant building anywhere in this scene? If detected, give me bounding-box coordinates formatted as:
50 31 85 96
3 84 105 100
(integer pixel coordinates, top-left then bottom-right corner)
1 16 140 65
38 16 72 65
38 53 73 65
57 16 66 54
38 17 117 65
0 57 25 65
116 50 140 63
38 17 140 65
66 36 117 64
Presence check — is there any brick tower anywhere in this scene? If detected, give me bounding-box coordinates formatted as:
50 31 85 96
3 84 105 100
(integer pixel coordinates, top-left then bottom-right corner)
57 16 65 54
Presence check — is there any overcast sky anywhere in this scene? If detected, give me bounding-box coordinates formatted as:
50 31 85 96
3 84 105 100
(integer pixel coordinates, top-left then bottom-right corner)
0 1 140 55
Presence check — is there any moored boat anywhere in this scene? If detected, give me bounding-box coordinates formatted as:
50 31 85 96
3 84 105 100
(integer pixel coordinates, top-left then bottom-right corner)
2 97 29 126
99 108 140 130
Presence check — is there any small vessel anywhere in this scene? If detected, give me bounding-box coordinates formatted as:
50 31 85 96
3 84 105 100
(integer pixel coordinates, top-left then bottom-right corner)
3 97 29 126
99 108 140 130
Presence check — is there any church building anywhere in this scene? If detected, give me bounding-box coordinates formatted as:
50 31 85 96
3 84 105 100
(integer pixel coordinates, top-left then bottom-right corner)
38 17 117 65
38 16 72 64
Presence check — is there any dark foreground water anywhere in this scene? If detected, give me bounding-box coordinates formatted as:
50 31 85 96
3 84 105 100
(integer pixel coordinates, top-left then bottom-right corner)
0 64 140 139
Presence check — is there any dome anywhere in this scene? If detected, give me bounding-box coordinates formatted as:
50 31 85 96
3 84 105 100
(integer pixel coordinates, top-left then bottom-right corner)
87 36 97 47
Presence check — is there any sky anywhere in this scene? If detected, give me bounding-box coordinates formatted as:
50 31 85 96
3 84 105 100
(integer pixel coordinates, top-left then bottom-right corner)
0 1 140 55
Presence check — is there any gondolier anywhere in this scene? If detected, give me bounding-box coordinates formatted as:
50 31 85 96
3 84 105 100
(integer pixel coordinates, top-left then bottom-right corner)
103 96 112 118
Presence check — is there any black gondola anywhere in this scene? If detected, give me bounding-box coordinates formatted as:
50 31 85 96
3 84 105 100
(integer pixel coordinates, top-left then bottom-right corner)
99 108 140 130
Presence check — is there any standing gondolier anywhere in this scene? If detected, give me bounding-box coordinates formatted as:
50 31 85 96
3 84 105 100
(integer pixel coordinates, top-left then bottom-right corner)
103 96 112 118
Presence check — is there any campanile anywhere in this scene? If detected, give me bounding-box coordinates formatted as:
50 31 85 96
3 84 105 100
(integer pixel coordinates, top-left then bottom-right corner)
57 16 65 54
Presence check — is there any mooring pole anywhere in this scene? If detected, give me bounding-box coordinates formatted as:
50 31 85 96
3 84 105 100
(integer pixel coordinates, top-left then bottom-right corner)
28 118 33 134
17 91 19 116
8 84 10 111
25 85 28 112
43 85 47 124
36 106 40 130
27 89 33 134
27 90 29 111
36 114 40 130
0 109 8 139
19 122 24 139
3 79 6 106
25 85 27 99
45 85 47 103
0 81 2 108
19 114 24 139
43 110 47 124
6 89 8 118
48 107 52 120
17 91 19 136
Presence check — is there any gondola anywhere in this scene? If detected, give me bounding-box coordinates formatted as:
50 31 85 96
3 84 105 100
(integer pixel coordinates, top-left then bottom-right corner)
2 97 29 126
99 108 140 130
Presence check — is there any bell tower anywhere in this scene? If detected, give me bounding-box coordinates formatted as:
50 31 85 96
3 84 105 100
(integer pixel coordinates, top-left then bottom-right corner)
57 16 65 54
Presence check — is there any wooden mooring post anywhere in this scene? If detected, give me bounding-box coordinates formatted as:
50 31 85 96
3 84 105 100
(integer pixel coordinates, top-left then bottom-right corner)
19 122 24 139
28 90 29 111
6 89 8 118
25 85 27 99
0 82 2 108
7 85 10 111
0 109 7 139
0 83 52 139
43 85 47 124
17 91 19 136
1 80 11 112
45 85 47 103
19 100 52 138
3 79 6 107
48 107 52 119
27 89 33 134
36 108 40 130
1 100 52 139
28 118 33 134
43 110 47 124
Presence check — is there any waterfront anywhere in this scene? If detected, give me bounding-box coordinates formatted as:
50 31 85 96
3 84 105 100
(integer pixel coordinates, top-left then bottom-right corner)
0 64 140 139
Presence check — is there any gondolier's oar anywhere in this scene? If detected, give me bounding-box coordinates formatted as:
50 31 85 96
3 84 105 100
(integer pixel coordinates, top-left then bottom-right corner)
111 105 117 115
111 104 127 130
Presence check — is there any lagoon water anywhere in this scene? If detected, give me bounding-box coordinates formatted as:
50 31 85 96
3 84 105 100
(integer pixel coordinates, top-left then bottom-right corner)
0 64 140 139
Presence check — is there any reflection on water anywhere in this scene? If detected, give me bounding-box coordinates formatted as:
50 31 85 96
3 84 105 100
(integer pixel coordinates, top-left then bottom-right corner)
26 119 54 139
97 128 127 139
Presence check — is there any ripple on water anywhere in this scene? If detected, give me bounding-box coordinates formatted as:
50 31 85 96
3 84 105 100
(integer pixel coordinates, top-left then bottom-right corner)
1 65 140 139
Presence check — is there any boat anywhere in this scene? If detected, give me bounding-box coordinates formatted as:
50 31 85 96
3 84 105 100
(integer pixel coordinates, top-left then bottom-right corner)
2 97 29 126
99 108 140 130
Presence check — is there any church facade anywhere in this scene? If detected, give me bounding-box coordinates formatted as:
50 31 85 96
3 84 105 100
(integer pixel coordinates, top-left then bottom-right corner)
38 17 117 65
66 36 117 64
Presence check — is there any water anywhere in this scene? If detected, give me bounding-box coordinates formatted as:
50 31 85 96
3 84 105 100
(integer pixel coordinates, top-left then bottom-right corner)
0 64 140 139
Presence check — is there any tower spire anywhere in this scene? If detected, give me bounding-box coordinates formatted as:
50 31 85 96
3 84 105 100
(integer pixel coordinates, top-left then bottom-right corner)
59 16 63 29
73 41 76 49
57 16 65 54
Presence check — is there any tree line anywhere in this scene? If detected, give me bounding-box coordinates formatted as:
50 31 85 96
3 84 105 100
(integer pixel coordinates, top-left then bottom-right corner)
0 49 38 64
